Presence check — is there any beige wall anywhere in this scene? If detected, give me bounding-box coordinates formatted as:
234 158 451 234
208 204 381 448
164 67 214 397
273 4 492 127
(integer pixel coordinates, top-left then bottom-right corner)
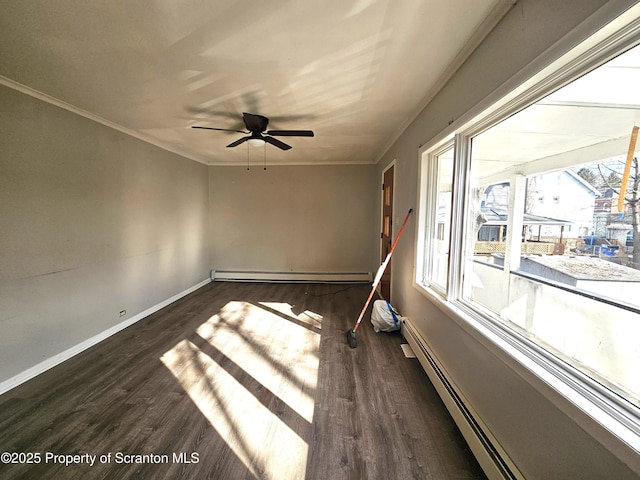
0 85 378 388
208 164 377 275
377 0 640 478
0 85 210 383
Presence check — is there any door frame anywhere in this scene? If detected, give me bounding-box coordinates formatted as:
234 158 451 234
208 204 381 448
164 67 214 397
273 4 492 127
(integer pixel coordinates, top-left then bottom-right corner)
379 160 396 300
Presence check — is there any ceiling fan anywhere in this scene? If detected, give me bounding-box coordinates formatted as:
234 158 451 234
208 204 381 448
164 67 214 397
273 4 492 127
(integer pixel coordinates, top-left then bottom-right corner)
192 112 314 150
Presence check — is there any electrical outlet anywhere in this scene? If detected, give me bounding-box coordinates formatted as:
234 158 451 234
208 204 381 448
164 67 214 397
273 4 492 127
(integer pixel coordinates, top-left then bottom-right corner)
119 310 126 317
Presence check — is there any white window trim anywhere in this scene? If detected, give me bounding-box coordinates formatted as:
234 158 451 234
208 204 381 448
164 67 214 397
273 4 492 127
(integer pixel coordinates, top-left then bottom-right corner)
414 4 640 453
416 140 455 297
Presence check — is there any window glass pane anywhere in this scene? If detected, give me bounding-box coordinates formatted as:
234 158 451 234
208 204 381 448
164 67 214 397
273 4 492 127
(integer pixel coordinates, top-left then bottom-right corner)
420 145 455 291
461 44 640 408
432 148 454 288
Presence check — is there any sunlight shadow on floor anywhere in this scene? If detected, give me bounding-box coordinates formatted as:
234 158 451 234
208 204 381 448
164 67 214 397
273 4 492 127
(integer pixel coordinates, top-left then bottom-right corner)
161 300 322 480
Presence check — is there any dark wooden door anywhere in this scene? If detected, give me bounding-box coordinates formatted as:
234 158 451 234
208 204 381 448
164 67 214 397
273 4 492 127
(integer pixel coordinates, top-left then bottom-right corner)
380 165 394 300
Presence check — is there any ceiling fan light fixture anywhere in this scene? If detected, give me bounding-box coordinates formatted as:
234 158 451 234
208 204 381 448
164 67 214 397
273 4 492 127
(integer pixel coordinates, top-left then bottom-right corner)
247 138 265 147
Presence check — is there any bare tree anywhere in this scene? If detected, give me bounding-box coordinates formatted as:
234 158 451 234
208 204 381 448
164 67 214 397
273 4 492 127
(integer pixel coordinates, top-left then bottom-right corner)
598 158 639 259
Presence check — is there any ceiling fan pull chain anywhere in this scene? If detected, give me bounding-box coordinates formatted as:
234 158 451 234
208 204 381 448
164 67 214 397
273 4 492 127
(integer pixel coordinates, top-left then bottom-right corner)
263 142 267 170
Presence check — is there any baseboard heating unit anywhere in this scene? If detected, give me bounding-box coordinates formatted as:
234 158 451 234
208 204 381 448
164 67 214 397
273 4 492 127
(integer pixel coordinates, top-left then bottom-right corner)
402 319 521 480
210 270 372 283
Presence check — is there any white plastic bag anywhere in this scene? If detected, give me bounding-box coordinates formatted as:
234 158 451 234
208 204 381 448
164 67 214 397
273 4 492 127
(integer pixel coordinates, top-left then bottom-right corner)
371 300 400 332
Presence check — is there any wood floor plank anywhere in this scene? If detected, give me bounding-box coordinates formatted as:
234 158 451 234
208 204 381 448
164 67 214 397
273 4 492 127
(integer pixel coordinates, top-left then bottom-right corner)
0 282 485 480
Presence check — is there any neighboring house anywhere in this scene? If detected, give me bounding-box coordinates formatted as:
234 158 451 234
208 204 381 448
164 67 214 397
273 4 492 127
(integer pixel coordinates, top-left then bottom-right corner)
594 187 617 216
593 186 634 247
593 187 618 237
479 170 598 242
526 170 599 238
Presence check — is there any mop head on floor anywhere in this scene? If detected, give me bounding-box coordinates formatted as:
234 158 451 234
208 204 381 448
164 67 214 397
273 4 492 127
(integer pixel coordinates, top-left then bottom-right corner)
346 329 357 348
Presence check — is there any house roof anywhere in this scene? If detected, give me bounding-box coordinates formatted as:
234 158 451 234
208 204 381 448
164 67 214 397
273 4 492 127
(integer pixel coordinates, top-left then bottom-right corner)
481 208 570 226
565 170 601 196
471 44 640 183
525 255 640 282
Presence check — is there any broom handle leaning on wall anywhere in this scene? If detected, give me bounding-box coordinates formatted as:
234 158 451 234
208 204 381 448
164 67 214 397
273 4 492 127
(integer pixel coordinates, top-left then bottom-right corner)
352 208 413 333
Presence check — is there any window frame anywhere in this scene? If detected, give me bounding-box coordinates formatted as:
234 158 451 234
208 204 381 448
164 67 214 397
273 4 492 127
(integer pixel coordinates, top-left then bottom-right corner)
416 139 456 297
414 7 640 449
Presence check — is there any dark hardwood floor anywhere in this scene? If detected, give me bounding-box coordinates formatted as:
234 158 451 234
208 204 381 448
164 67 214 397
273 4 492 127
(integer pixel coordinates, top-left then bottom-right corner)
0 281 486 480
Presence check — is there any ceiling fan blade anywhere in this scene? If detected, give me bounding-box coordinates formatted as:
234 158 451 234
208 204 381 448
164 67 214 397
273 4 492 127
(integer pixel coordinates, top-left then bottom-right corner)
192 125 247 134
243 112 269 132
266 130 314 137
263 136 292 150
226 136 251 148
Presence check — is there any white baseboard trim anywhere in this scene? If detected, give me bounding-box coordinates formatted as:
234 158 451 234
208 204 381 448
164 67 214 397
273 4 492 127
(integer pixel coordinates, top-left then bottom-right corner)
211 270 372 283
0 278 211 396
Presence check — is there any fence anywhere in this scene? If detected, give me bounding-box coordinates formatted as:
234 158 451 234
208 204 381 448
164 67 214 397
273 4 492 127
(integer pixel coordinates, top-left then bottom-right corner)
475 241 557 255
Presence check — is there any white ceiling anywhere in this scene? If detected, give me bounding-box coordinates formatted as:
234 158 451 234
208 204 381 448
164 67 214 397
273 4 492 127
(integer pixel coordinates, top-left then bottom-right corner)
0 0 508 166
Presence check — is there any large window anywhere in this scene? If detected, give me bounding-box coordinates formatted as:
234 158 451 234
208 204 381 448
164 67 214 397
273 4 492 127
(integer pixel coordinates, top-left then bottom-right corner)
417 26 640 422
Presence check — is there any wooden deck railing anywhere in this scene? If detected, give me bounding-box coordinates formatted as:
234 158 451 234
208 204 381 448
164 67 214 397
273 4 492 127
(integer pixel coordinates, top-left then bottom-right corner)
475 241 557 255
